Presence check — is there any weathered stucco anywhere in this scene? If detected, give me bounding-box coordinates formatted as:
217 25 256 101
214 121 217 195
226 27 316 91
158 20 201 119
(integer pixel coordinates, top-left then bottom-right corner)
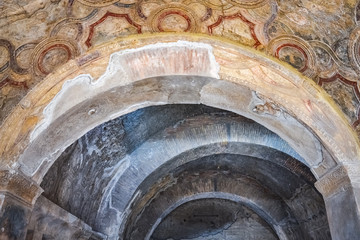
0 36 357 180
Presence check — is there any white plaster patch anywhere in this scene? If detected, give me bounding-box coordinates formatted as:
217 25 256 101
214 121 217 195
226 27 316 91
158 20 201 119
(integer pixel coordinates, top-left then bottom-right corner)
30 74 94 141
30 41 220 141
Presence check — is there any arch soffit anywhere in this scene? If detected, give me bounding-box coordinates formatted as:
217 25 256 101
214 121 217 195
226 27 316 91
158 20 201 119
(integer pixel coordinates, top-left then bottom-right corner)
143 193 290 240
101 122 313 220
0 33 358 181
110 143 315 239
70 114 315 237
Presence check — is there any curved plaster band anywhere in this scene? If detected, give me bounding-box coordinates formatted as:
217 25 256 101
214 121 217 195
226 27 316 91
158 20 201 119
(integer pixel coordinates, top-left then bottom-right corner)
19 76 323 181
0 34 357 181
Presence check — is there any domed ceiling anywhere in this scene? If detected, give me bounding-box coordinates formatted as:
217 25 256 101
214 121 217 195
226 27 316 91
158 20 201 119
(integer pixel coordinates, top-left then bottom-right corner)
1 0 360 136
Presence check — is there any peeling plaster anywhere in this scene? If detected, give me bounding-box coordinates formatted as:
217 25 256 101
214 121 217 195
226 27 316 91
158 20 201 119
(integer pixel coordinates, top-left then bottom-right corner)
30 41 220 142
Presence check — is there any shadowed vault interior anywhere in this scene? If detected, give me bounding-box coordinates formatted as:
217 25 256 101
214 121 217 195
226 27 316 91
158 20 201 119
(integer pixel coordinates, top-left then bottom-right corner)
35 104 330 239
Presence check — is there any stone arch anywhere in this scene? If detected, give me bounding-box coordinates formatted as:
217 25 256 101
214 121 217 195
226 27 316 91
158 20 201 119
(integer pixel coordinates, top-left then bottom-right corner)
115 143 325 240
0 34 359 239
93 115 316 238
146 193 291 240
1 34 358 176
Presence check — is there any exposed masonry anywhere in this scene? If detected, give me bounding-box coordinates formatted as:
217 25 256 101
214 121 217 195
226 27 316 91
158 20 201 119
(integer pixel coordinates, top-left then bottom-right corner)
40 104 329 240
9 36 359 183
151 199 278 240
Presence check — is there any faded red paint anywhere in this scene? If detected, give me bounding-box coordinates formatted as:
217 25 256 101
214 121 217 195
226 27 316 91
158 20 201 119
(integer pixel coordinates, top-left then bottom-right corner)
85 11 142 48
157 10 192 32
37 44 72 75
0 77 28 90
207 13 261 49
275 43 308 73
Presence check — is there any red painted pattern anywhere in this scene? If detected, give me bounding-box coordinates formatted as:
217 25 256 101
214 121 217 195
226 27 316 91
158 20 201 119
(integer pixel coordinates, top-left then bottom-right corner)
207 13 261 49
157 10 192 32
318 73 360 128
318 73 360 100
85 11 142 48
37 44 72 75
0 77 28 90
275 43 308 73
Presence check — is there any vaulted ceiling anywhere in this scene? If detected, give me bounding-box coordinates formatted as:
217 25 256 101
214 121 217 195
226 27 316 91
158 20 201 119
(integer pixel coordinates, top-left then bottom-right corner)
1 0 360 138
3 1 360 239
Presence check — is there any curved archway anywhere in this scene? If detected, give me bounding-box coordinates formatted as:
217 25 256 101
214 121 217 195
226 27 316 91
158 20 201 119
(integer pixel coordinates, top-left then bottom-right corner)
0 34 358 179
93 110 316 238
147 193 291 240
120 149 328 240
150 196 280 240
0 34 359 239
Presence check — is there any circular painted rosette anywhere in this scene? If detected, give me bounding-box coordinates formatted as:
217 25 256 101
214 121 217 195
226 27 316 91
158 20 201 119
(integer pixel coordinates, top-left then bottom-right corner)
0 39 29 75
148 4 200 33
225 0 269 9
267 35 316 77
32 38 79 76
15 43 38 71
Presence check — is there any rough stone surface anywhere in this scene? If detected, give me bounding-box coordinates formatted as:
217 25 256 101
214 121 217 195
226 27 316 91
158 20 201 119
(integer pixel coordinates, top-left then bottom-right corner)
151 199 278 240
0 203 27 239
26 195 105 240
123 153 329 240
42 104 230 225
40 105 306 229
0 193 32 240
38 104 330 239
